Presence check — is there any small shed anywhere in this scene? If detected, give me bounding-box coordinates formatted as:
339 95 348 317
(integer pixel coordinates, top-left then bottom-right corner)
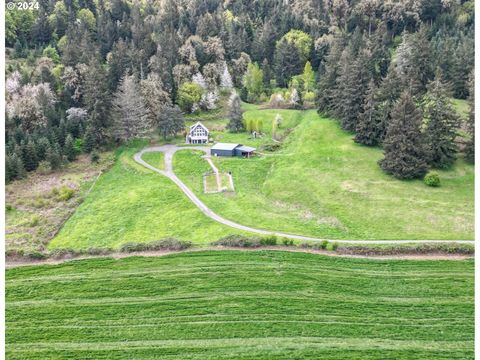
234 145 256 158
210 143 240 157
211 143 256 157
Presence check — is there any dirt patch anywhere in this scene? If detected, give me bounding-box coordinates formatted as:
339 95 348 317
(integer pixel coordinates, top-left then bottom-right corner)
6 153 114 255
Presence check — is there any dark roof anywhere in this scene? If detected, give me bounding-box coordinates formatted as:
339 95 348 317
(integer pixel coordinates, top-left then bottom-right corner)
236 145 256 153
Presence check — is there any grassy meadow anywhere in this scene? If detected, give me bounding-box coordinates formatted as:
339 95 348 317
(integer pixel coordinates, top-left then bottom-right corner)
48 107 473 251
174 109 474 240
49 142 246 250
6 251 473 359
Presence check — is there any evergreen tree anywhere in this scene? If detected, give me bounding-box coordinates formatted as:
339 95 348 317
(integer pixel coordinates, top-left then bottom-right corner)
23 141 38 172
63 134 77 162
156 106 185 140
83 126 96 153
46 146 62 170
335 48 371 132
112 74 150 142
422 74 460 168
379 91 428 179
354 80 382 146
274 39 302 87
11 153 26 180
465 76 475 164
377 64 403 142
83 58 111 145
227 93 244 132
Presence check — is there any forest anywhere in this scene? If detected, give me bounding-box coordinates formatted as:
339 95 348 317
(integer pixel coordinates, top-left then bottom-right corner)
5 0 475 182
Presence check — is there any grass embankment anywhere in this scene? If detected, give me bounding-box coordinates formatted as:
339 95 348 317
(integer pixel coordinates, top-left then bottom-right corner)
175 109 474 240
49 142 246 250
6 251 473 359
141 151 165 170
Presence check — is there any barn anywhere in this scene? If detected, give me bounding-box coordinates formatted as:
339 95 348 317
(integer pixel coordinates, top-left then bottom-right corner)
210 143 256 157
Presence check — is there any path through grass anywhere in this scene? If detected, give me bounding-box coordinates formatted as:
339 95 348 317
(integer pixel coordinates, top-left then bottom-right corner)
6 251 473 359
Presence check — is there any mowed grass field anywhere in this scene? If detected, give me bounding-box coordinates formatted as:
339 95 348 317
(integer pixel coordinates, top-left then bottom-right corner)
175 109 474 240
49 142 246 250
6 251 473 359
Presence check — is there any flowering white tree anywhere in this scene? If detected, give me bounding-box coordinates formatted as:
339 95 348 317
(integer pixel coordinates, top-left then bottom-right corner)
7 83 56 132
220 62 233 89
66 107 88 122
6 71 21 95
192 72 208 90
200 91 219 110
290 88 300 108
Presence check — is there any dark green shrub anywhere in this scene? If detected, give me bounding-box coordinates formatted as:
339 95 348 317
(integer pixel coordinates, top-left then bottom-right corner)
119 242 148 253
212 235 262 248
25 251 47 260
327 242 339 251
320 240 329 249
424 172 441 187
5 204 13 211
85 247 113 255
282 238 294 246
260 235 277 246
49 249 80 259
90 151 100 163
146 238 192 251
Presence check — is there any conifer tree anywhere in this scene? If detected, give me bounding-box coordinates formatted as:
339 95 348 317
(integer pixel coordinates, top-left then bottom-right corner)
377 64 403 142
354 80 382 146
227 93 244 132
379 91 428 179
422 74 460 168
46 146 62 170
64 134 77 162
83 126 96 153
23 141 38 172
112 74 150 142
465 76 475 164
156 105 185 140
12 153 26 180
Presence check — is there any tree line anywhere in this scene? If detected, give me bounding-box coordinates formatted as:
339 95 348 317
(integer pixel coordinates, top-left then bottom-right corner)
5 0 475 182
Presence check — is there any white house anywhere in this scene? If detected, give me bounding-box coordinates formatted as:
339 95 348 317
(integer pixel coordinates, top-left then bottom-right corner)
186 122 209 144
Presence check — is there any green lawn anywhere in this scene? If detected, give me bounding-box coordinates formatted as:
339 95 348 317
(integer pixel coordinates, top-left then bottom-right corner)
6 251 473 359
174 109 474 240
141 151 165 170
49 142 246 250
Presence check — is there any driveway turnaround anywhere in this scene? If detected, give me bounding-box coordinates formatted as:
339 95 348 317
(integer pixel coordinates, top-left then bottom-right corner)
134 145 474 245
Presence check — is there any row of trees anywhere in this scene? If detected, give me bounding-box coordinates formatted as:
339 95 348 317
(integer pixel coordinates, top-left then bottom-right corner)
5 0 474 182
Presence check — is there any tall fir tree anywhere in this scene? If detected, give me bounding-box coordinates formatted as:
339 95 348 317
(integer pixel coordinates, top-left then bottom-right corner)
63 134 77 162
379 91 428 179
422 73 460 168
83 58 111 145
112 74 150 142
465 75 475 164
377 63 403 142
156 105 185 140
227 92 244 132
354 80 382 146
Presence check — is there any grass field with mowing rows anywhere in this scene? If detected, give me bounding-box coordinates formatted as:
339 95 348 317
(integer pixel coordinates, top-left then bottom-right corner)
175 109 474 240
6 251 473 359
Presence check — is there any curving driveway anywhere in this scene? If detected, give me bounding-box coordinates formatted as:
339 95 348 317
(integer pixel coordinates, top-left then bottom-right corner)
134 145 474 245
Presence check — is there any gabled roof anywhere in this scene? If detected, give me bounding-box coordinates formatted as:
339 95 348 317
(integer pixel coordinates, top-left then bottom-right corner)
189 122 209 133
211 143 240 151
236 145 256 153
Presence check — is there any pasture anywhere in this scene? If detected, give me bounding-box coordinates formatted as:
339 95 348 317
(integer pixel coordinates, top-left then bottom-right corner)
6 251 474 359
175 109 474 240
